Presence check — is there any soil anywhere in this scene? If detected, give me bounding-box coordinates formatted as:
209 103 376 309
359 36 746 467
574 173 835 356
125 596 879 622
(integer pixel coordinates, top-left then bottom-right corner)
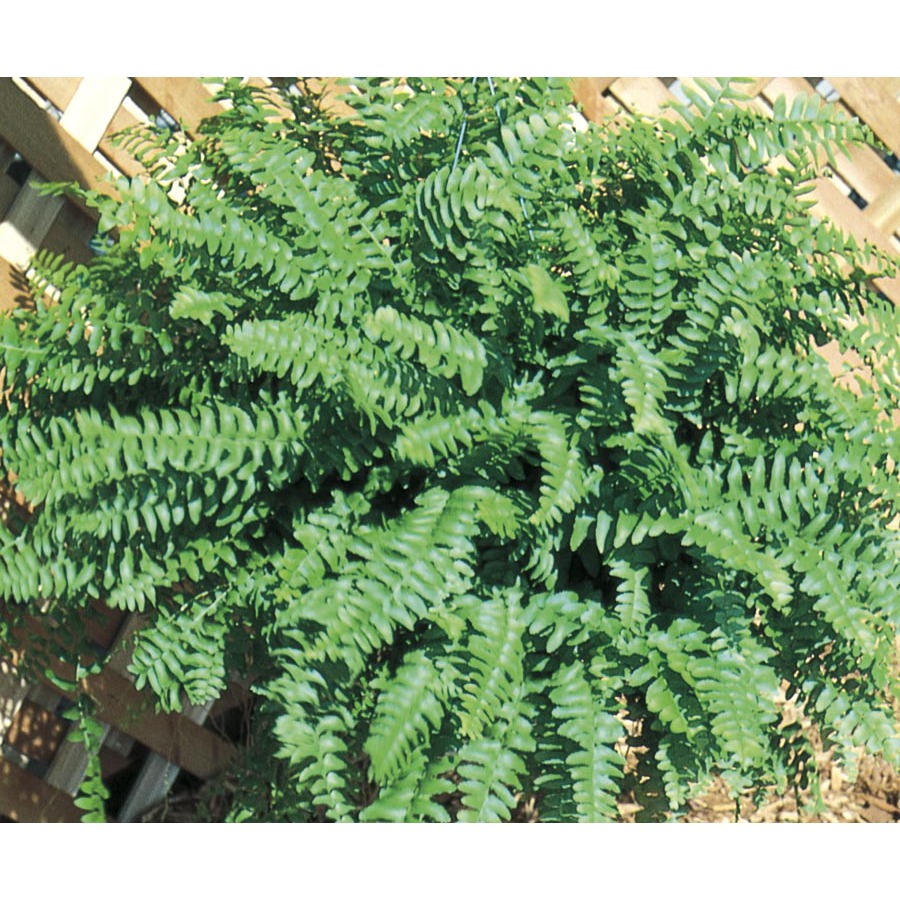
681 751 900 823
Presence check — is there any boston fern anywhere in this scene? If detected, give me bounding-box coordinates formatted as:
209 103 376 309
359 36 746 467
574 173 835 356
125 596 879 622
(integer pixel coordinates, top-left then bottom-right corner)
1 77 898 821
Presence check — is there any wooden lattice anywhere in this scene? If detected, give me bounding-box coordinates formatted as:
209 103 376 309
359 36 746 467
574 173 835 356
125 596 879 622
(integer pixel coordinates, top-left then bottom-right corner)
0 75 897 822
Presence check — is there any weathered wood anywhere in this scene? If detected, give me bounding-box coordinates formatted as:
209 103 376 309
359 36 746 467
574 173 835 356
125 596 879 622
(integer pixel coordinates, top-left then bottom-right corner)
24 651 235 782
58 78 132 152
829 77 900 157
0 79 113 212
117 698 214 822
0 77 130 274
571 78 619 121
0 758 82 822
0 142 20 221
865 180 900 236
762 77 897 204
77 666 236 780
811 176 900 304
608 77 680 121
39 200 96 265
28 604 128 797
10 610 236 781
132 77 226 135
3 698 67 766
0 660 29 741
98 99 148 178
45 722 110 795
0 177 65 270
24 77 82 113
0 254 31 311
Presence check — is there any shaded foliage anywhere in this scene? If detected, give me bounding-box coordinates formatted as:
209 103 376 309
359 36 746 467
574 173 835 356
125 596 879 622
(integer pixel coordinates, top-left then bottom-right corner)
1 77 898 821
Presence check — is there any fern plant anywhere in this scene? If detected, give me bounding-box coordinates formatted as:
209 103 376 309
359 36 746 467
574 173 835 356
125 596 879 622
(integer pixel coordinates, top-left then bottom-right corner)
1 77 898 821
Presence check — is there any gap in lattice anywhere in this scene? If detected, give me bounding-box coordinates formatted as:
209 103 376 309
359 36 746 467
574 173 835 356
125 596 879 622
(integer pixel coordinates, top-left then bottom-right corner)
667 79 689 106
5 151 31 186
815 79 840 102
847 188 868 210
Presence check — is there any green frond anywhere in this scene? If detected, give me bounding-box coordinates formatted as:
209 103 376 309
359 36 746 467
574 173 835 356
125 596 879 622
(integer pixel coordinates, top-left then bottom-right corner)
129 592 230 712
364 305 488 396
458 587 527 740
3 76 897 823
528 412 586 527
547 661 624 822
359 749 454 823
275 708 356 822
457 682 536 823
365 650 447 784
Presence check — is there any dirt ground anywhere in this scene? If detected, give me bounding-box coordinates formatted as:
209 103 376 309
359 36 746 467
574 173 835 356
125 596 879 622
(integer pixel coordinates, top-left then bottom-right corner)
674 747 900 824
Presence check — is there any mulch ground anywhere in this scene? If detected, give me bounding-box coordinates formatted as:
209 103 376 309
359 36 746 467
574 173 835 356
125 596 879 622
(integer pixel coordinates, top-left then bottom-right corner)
679 750 900 824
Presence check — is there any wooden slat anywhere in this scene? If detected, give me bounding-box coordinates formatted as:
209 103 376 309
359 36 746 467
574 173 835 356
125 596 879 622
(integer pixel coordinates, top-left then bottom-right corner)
24 77 83 113
829 77 900 157
762 77 897 205
608 77 680 121
0 255 31 311
0 141 20 221
0 78 130 275
78 666 236 780
58 78 132 152
83 602 129 653
1 660 29 740
0 173 20 222
41 203 95 266
0 177 66 270
117 697 214 822
132 77 226 135
811 176 900 303
0 79 113 213
571 78 619 122
45 724 109 795
98 742 135 782
98 101 148 178
0 758 82 822
865 180 900 236
11 612 236 781
39 605 126 797
4 698 67 765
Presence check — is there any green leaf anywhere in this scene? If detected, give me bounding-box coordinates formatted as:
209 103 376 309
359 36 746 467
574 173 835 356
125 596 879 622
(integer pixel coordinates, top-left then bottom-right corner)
523 263 570 323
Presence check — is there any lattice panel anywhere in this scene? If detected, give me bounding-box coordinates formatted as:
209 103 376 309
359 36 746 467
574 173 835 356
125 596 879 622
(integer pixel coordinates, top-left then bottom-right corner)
0 75 898 822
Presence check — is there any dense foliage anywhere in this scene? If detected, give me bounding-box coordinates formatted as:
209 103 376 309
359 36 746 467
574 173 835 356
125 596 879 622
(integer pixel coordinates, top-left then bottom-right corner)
1 77 899 821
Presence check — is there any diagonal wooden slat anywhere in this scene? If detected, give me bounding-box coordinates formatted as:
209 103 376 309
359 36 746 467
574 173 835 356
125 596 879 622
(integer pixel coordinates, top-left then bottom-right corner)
0 758 82 822
607 77 680 120
132 77 226 135
572 78 619 121
51 665 237 781
762 77 898 205
811 176 900 303
0 79 114 213
24 78 83 114
829 77 900 158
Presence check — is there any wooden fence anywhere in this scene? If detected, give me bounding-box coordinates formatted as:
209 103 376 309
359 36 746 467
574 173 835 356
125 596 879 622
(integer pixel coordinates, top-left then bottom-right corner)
0 76 898 822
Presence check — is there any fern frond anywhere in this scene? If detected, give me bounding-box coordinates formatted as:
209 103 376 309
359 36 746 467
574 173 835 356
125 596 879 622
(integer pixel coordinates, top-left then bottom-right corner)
365 650 447 784
458 587 527 740
548 661 624 822
359 748 454 823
